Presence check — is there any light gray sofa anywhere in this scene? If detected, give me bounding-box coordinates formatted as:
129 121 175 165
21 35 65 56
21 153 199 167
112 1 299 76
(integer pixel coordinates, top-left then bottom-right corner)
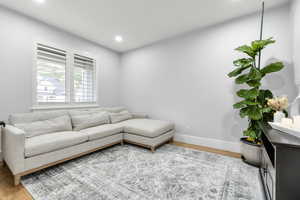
3 107 175 186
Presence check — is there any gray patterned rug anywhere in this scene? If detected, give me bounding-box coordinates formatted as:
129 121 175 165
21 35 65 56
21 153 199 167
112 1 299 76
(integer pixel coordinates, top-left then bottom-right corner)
22 144 264 200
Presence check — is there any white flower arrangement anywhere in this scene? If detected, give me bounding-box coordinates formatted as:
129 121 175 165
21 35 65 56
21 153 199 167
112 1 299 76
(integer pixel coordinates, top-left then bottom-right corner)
267 96 288 111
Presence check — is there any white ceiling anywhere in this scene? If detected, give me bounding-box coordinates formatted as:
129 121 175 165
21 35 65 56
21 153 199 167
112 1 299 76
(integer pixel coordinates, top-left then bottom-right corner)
0 0 290 52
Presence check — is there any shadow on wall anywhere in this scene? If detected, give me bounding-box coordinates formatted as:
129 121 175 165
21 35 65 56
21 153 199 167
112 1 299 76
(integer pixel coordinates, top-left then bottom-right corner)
224 58 298 142
263 58 298 103
222 81 248 142
222 110 248 142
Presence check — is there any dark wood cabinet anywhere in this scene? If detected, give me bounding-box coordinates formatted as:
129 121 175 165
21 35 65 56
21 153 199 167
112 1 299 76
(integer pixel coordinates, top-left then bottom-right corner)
260 124 300 200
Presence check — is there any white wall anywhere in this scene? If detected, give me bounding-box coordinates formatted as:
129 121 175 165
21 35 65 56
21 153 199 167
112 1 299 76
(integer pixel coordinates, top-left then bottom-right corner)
120 5 296 151
292 0 300 86
0 6 121 122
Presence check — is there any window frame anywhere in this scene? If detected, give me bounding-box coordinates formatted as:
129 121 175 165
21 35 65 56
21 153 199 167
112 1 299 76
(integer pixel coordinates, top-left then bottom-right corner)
32 42 98 110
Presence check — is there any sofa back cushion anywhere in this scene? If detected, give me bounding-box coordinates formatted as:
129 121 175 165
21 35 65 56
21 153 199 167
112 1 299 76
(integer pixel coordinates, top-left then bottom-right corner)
102 107 127 113
70 111 110 131
68 109 100 116
14 115 72 138
109 110 133 124
67 107 126 116
80 107 127 114
9 110 69 125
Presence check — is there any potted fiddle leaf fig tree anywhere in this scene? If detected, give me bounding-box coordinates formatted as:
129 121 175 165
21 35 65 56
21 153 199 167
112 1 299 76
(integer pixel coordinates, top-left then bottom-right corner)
228 37 284 166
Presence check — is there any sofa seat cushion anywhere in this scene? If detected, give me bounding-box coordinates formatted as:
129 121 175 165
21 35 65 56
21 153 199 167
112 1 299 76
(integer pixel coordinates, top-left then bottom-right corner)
80 124 123 141
119 119 174 138
25 131 88 157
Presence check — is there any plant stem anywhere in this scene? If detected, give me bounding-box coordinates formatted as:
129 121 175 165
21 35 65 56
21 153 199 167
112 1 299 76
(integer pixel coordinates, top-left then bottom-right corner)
258 1 265 70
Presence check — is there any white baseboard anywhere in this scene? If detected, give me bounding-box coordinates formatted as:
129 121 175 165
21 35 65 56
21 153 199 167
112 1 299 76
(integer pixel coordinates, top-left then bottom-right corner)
174 133 241 153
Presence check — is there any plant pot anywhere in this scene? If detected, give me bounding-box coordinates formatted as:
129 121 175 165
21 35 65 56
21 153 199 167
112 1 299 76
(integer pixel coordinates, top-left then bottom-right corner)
240 137 261 167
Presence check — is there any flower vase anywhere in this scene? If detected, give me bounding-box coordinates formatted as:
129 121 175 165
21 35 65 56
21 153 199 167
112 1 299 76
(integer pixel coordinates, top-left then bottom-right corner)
274 111 285 123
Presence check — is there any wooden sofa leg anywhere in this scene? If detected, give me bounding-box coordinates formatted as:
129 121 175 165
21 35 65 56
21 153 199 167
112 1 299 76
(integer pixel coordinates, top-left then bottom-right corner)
151 147 155 153
14 175 21 186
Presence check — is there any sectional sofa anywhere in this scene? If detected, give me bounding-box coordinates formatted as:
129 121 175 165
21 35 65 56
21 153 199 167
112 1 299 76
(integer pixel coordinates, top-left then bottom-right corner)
3 107 175 185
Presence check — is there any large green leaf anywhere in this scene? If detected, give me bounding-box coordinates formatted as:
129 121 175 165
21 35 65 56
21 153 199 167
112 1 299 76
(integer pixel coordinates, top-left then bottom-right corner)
251 37 275 52
233 58 253 67
239 107 249 118
243 100 259 105
228 65 251 77
237 88 259 99
249 120 261 130
236 89 248 98
247 121 263 140
243 129 257 138
235 74 249 84
235 45 256 58
233 101 246 109
261 62 284 74
262 107 272 113
257 89 273 104
233 100 258 109
248 67 262 80
247 106 263 120
246 80 261 87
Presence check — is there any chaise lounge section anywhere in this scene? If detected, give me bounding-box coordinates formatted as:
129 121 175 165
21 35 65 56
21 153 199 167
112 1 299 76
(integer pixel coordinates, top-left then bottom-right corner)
3 107 175 186
120 119 175 152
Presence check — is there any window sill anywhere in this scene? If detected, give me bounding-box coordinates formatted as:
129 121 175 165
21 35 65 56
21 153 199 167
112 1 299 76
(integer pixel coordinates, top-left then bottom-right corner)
30 104 100 111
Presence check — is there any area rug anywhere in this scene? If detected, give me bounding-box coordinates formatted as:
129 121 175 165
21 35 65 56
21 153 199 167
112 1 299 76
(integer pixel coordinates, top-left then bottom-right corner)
21 144 264 200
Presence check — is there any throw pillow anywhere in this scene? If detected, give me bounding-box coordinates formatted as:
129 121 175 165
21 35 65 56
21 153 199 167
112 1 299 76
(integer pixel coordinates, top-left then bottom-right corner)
15 115 72 138
71 112 110 131
109 110 133 123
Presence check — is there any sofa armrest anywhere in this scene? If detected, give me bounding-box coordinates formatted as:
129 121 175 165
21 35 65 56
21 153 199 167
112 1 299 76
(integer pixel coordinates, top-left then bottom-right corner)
3 125 25 174
131 113 149 119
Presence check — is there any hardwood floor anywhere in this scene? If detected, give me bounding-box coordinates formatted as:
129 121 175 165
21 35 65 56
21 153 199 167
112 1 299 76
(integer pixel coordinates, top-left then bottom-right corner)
0 142 241 200
0 163 32 200
172 141 241 158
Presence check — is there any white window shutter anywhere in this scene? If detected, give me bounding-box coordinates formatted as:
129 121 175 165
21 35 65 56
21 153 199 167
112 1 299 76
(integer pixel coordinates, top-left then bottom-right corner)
36 44 67 103
73 54 96 103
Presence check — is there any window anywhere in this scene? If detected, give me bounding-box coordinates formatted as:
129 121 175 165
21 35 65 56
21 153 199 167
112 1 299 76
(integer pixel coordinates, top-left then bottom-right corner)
36 44 67 103
73 54 96 103
34 43 96 106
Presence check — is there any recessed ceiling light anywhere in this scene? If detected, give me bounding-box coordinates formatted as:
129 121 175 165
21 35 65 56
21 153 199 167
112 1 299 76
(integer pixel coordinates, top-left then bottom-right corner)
34 0 45 4
114 35 123 43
